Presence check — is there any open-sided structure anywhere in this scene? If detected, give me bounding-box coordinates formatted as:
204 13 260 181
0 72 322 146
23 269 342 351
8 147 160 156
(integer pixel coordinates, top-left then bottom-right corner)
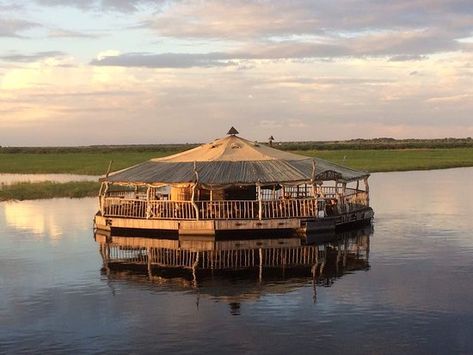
94 129 373 235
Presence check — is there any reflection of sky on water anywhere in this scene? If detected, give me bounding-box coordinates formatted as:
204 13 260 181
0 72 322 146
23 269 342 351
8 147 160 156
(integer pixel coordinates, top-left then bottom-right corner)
0 173 99 186
0 168 472 353
371 168 473 228
2 198 97 243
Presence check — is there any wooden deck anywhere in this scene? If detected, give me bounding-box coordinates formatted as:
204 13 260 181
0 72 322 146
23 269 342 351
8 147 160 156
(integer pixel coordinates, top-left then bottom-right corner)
95 187 371 235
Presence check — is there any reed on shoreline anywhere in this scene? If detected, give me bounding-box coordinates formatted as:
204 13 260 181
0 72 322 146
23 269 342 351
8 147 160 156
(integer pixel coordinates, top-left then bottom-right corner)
0 181 101 201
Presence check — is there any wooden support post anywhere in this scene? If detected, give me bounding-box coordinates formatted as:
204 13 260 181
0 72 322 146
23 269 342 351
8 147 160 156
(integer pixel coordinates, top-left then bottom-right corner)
257 184 263 220
105 160 113 178
100 182 110 215
98 182 105 214
364 177 370 206
335 181 342 214
145 185 152 219
191 162 200 220
191 183 200 220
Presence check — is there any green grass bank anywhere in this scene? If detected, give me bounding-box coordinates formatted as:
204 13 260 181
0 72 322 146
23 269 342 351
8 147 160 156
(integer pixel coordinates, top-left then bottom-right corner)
0 181 101 201
1 148 472 175
296 148 473 172
1 148 472 201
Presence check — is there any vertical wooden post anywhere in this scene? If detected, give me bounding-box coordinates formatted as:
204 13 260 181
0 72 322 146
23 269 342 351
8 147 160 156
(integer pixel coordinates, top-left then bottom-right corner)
364 177 370 206
257 184 263 220
98 182 105 214
192 161 200 220
335 181 342 214
191 183 200 220
100 182 110 215
105 160 113 178
146 185 152 219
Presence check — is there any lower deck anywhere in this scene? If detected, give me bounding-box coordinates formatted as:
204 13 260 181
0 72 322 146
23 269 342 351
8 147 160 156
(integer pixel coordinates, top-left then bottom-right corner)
94 206 374 236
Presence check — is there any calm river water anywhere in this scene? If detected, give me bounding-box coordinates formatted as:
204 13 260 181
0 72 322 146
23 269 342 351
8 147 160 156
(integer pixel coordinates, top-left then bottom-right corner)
1 168 472 354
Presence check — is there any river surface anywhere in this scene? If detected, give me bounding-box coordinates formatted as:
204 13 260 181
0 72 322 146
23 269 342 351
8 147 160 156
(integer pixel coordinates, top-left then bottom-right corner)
1 168 472 354
0 173 99 186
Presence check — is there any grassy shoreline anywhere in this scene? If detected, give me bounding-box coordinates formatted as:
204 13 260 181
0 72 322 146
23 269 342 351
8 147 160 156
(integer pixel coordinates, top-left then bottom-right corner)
1 147 472 201
0 181 100 201
0 147 472 175
296 148 473 172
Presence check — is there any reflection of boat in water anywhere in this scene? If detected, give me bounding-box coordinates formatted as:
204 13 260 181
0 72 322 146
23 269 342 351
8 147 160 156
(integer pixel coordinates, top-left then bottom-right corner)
95 226 372 307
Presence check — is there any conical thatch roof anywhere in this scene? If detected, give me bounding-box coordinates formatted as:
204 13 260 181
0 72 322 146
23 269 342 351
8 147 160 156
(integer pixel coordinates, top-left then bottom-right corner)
105 134 368 186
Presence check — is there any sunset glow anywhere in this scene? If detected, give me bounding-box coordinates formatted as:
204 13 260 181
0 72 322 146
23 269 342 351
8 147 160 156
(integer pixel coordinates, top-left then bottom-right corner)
1 0 472 145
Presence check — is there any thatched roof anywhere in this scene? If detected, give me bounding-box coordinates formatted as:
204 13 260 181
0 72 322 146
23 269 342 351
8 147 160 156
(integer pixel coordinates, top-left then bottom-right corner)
105 134 369 186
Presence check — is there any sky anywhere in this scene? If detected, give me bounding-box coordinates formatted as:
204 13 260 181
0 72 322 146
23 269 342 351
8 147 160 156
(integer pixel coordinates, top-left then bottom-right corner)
0 0 472 146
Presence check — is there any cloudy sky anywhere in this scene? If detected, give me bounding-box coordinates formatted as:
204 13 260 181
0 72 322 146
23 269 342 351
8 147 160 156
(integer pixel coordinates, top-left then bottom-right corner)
0 0 472 145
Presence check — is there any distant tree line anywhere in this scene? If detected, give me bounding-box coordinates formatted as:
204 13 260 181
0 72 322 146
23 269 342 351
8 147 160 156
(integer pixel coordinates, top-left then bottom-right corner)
1 137 472 153
277 137 473 151
0 144 198 154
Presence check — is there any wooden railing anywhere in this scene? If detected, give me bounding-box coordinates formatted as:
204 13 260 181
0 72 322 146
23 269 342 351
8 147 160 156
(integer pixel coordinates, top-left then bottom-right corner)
198 200 257 220
103 198 147 218
344 191 369 211
320 187 361 198
148 200 196 220
261 198 318 219
101 190 368 220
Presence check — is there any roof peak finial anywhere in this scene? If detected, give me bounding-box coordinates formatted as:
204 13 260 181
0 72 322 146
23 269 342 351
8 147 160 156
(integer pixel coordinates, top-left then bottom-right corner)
227 126 239 135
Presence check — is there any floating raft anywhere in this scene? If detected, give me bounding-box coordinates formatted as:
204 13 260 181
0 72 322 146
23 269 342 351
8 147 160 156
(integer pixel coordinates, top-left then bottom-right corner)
95 129 373 235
